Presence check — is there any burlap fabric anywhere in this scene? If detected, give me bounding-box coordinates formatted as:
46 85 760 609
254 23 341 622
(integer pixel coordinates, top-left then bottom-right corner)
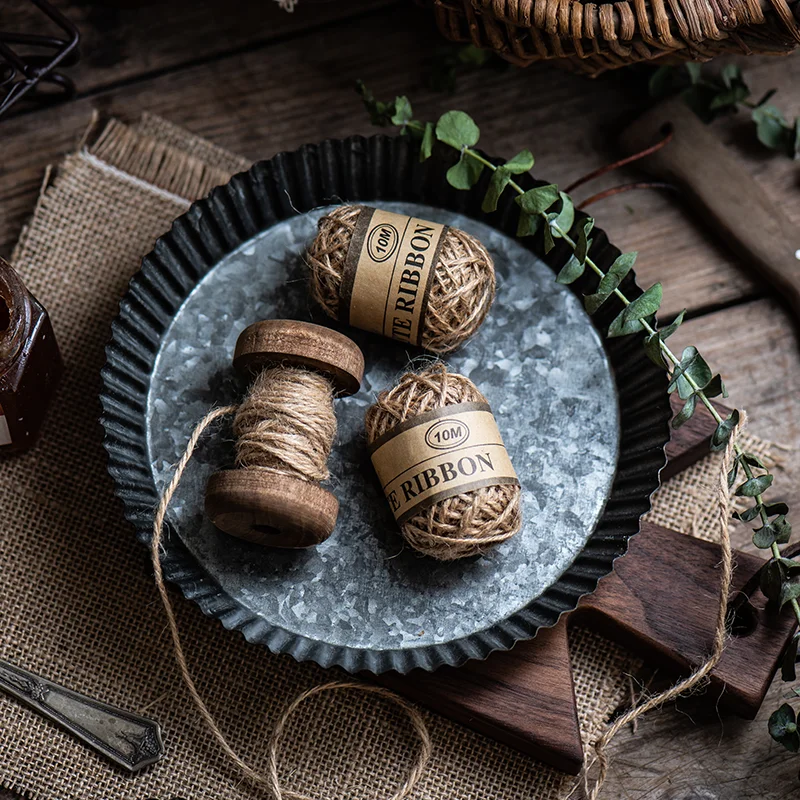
0 113 772 799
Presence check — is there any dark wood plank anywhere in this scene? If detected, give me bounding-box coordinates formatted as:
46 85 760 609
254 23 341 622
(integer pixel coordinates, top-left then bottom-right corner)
379 624 584 775
2 0 397 97
578 521 796 719
3 3 800 323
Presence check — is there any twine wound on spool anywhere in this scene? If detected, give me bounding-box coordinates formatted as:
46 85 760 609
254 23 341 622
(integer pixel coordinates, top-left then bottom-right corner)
366 363 522 560
306 205 496 354
234 366 335 483
205 320 364 548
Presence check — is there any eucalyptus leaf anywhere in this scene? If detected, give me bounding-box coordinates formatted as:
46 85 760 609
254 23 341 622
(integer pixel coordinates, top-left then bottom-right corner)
794 118 800 161
436 110 480 149
542 223 555 253
482 167 511 212
503 149 535 174
734 503 762 523
736 473 774 497
727 458 740 490
752 104 792 152
734 504 762 523
769 704 800 753
721 63 743 89
420 122 435 162
574 218 594 265
753 522 779 549
623 283 662 324
391 96 414 127
704 374 728 399
556 255 585 285
649 65 684 99
356 80 395 126
446 155 484 190
781 632 800 682
515 184 559 215
779 557 800 575
742 452 766 469
607 309 653 338
774 514 793 544
780 578 800 610
685 62 702 84
710 409 740 452
584 252 637 315
659 310 686 341
550 192 575 237
673 394 698 429
709 85 749 112
678 346 713 392
760 558 785 604
644 333 666 368
517 210 541 238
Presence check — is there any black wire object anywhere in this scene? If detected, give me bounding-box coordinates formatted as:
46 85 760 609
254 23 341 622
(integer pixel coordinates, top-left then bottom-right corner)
0 0 80 119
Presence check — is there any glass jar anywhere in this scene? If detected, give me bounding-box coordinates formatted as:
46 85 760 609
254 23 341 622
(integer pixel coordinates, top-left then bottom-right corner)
0 256 62 452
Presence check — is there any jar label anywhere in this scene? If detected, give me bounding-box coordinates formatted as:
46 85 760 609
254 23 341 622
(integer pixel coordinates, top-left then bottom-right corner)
0 405 10 446
339 208 448 347
369 401 519 524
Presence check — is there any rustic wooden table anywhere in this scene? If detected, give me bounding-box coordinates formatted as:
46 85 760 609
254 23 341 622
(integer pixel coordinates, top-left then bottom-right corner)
2 1 799 798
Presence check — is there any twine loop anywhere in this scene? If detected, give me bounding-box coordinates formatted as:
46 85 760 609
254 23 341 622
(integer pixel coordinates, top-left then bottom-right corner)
151 406 431 799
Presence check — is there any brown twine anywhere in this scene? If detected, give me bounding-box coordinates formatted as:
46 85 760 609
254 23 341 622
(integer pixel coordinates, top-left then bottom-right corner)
583 409 747 800
150 404 432 798
305 205 496 354
365 363 522 560
234 366 336 482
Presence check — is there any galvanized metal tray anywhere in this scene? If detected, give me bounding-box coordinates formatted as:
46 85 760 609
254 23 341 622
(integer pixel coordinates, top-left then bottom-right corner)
100 135 670 675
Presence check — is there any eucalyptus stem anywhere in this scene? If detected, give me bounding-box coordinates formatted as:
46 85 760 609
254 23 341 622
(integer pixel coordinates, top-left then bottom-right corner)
360 88 800 753
457 141 800 635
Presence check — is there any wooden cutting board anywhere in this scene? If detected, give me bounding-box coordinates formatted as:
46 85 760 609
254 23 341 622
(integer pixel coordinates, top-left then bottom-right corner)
379 396 799 774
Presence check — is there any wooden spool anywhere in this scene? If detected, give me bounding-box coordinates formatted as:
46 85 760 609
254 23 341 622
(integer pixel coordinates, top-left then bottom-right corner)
205 320 364 549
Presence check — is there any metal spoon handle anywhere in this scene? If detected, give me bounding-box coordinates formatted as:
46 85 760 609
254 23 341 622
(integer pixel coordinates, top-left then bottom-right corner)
0 659 164 772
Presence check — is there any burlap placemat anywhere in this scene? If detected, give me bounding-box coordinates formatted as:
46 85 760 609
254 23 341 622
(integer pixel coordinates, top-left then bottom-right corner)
0 114 773 800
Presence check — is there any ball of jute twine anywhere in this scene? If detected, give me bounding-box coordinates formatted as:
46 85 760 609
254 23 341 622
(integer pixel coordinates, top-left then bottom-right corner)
306 205 496 354
365 363 522 560
150 402 432 799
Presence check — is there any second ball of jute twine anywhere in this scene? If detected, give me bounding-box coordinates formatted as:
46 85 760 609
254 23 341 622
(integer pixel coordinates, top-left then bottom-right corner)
365 363 522 560
306 205 496 354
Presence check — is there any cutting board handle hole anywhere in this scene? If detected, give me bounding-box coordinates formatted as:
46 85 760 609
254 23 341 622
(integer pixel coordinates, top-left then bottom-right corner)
727 602 758 638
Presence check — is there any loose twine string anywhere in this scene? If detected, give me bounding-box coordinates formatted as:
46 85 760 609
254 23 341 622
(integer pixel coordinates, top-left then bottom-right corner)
150 399 432 799
582 410 747 800
151 382 744 799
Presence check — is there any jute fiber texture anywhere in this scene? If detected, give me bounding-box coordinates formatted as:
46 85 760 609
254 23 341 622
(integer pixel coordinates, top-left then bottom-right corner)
365 363 522 560
234 367 337 483
305 204 496 354
0 113 772 800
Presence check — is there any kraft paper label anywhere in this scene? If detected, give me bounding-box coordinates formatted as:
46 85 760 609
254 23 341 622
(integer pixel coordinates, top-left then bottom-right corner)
369 401 519 524
339 208 448 347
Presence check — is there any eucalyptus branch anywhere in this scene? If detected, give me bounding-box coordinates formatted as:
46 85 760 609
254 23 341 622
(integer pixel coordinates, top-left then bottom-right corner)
356 82 800 753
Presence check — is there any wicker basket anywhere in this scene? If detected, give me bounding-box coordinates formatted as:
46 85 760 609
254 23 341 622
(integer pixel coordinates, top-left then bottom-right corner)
422 0 800 75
